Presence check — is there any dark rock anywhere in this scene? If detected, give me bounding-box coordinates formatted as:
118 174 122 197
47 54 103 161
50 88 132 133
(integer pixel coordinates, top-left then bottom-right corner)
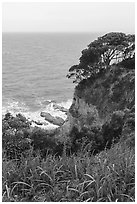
40 112 49 117
53 104 68 112
31 119 48 126
34 121 43 125
41 112 55 121
54 116 65 126
40 112 64 126
43 100 52 106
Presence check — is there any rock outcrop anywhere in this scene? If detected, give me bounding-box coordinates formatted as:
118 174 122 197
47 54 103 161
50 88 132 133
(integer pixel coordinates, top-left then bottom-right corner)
53 104 68 113
40 112 65 126
57 65 135 147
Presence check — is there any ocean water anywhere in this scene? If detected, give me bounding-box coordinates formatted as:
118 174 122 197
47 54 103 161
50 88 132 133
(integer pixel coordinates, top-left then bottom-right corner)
2 32 99 128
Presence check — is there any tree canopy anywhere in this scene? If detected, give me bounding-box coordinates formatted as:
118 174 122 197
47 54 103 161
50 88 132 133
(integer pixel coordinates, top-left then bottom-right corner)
67 32 135 83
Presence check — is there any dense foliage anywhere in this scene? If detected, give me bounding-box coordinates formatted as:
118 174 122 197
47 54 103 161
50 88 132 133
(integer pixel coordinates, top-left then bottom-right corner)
67 32 135 83
2 108 135 201
2 113 64 159
2 113 31 159
2 140 135 202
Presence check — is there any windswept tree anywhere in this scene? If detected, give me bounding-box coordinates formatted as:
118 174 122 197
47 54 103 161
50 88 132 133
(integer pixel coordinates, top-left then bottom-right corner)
67 32 135 83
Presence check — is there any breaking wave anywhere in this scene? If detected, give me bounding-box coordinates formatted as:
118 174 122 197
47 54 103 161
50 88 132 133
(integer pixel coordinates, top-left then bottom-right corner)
2 98 72 129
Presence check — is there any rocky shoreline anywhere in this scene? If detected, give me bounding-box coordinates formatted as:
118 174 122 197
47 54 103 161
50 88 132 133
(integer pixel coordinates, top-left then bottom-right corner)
3 102 69 130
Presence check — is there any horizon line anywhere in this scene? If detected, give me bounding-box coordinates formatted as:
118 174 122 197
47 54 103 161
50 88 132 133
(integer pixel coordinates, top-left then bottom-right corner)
2 31 135 35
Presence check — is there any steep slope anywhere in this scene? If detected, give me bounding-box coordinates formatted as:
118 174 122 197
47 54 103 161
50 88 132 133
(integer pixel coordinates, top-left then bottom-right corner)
57 64 135 150
70 65 134 129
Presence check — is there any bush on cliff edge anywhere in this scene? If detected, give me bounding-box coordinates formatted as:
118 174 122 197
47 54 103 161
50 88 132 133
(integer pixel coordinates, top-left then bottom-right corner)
67 32 135 83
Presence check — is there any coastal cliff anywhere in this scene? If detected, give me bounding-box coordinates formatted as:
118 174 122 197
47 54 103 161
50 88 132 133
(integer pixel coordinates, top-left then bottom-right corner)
70 65 134 128
58 64 135 150
58 32 135 149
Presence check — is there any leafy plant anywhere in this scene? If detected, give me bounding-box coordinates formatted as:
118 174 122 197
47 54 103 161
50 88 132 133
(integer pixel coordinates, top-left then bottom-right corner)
2 113 31 159
67 32 135 83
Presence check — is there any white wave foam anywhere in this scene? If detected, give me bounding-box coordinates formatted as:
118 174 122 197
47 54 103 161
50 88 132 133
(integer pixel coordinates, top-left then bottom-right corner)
57 99 72 109
2 100 29 116
34 98 53 107
2 99 72 130
41 99 72 120
23 111 59 130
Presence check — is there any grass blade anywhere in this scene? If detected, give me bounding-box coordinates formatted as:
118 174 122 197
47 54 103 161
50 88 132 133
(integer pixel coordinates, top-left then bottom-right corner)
120 193 135 201
10 182 31 196
84 174 95 181
35 183 53 191
68 187 80 194
40 171 53 182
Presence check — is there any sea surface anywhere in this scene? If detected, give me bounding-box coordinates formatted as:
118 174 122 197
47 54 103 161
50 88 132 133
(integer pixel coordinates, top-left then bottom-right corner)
2 32 100 127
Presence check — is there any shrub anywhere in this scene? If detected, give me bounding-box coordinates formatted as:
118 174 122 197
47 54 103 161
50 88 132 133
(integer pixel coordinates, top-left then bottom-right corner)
67 32 135 83
68 110 127 155
30 128 57 157
2 113 31 159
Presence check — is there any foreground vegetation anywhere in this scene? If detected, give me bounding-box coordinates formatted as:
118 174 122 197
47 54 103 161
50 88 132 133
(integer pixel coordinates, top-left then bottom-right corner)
2 142 135 202
2 113 135 202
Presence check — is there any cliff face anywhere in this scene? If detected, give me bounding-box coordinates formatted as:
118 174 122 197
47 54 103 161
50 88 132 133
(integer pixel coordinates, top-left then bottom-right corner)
57 65 135 146
69 65 134 131
68 96 101 131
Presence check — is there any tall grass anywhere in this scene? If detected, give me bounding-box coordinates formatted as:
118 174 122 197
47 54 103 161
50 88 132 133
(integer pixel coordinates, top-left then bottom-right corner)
2 141 135 202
